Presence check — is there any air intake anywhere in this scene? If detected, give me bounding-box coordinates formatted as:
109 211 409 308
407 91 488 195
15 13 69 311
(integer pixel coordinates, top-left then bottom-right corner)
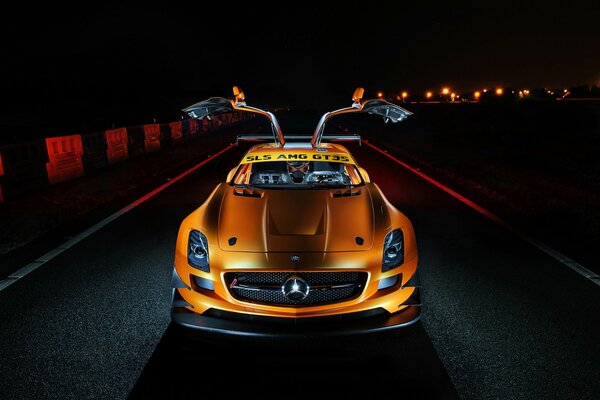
332 188 361 198
233 187 263 198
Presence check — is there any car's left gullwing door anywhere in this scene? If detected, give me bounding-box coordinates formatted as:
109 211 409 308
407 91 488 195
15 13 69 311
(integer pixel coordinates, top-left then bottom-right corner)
182 97 235 120
183 86 285 146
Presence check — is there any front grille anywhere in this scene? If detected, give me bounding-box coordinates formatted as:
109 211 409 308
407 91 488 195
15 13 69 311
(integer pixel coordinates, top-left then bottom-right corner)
224 272 367 307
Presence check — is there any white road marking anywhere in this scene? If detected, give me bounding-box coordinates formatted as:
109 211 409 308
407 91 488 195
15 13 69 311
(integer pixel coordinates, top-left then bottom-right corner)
362 138 600 288
0 143 236 293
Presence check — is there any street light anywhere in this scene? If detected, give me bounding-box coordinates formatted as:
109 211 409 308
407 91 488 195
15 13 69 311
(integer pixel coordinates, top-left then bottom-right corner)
377 92 384 98
442 87 450 95
426 91 433 99
496 88 503 95
401 91 408 102
474 91 481 100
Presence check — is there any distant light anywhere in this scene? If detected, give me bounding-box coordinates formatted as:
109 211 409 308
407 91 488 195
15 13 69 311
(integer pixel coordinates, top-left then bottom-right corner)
377 92 383 98
401 91 408 98
483 88 488 92
496 88 503 95
563 89 568 92
442 87 450 95
474 91 481 99
426 91 433 99
450 93 456 101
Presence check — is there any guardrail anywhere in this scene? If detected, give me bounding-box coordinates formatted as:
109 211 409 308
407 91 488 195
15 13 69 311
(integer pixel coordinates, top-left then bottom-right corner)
0 113 251 202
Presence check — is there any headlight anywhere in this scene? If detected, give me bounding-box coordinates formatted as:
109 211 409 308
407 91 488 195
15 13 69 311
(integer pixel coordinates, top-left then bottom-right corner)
188 230 209 272
382 229 404 272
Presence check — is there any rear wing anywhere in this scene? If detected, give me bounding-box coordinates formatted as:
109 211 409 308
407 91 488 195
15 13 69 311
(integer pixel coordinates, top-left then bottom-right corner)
236 134 362 146
311 88 413 147
183 87 285 146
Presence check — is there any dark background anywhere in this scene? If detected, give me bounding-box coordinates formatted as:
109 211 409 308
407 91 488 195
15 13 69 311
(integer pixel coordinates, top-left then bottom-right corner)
1 1 598 136
1 4 600 399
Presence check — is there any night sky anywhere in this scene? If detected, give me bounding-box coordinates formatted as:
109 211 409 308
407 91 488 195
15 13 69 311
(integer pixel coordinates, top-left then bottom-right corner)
1 2 598 131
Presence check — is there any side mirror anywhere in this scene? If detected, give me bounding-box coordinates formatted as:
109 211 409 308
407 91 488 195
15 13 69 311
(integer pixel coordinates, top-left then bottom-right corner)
226 167 237 183
358 167 370 183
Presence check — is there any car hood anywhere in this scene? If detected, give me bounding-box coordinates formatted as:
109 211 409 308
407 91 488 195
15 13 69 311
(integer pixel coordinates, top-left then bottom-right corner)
217 186 374 252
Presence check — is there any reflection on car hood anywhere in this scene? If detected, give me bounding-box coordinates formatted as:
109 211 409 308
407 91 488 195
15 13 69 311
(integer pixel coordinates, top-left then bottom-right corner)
218 186 374 252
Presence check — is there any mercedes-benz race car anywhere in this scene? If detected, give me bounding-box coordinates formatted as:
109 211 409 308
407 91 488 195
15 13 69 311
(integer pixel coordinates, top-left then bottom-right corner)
171 87 420 336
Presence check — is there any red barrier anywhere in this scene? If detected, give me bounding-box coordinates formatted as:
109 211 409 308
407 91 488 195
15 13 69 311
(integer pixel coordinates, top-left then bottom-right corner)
143 124 161 153
45 134 85 185
169 121 183 142
105 127 129 165
1 113 246 201
189 119 199 135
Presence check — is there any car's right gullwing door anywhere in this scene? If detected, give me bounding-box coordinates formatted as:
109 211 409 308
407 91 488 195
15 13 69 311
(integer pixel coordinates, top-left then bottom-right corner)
311 87 413 147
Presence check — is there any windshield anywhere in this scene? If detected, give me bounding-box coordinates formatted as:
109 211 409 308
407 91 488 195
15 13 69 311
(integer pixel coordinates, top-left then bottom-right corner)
232 160 364 188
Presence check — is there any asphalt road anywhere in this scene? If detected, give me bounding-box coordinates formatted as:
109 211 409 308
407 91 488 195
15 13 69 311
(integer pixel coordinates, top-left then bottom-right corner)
1 124 599 399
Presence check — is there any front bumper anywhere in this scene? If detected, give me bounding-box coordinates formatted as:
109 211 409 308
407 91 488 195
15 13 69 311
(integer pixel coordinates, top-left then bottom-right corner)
171 301 421 338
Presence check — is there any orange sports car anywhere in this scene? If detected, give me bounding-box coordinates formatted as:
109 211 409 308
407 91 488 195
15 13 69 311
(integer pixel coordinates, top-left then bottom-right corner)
171 87 420 336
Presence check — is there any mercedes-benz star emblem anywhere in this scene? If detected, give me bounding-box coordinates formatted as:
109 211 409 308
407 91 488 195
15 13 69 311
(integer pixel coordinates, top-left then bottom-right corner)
282 275 310 301
291 255 300 261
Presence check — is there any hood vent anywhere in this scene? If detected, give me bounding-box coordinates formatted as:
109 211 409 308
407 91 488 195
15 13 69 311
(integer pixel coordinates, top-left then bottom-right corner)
332 188 361 198
233 187 264 198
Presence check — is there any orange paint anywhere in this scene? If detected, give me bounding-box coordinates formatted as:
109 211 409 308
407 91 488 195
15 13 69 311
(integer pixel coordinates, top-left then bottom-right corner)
173 142 420 322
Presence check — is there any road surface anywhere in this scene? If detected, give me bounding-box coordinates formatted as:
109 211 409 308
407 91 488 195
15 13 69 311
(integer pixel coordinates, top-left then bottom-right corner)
1 124 598 400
